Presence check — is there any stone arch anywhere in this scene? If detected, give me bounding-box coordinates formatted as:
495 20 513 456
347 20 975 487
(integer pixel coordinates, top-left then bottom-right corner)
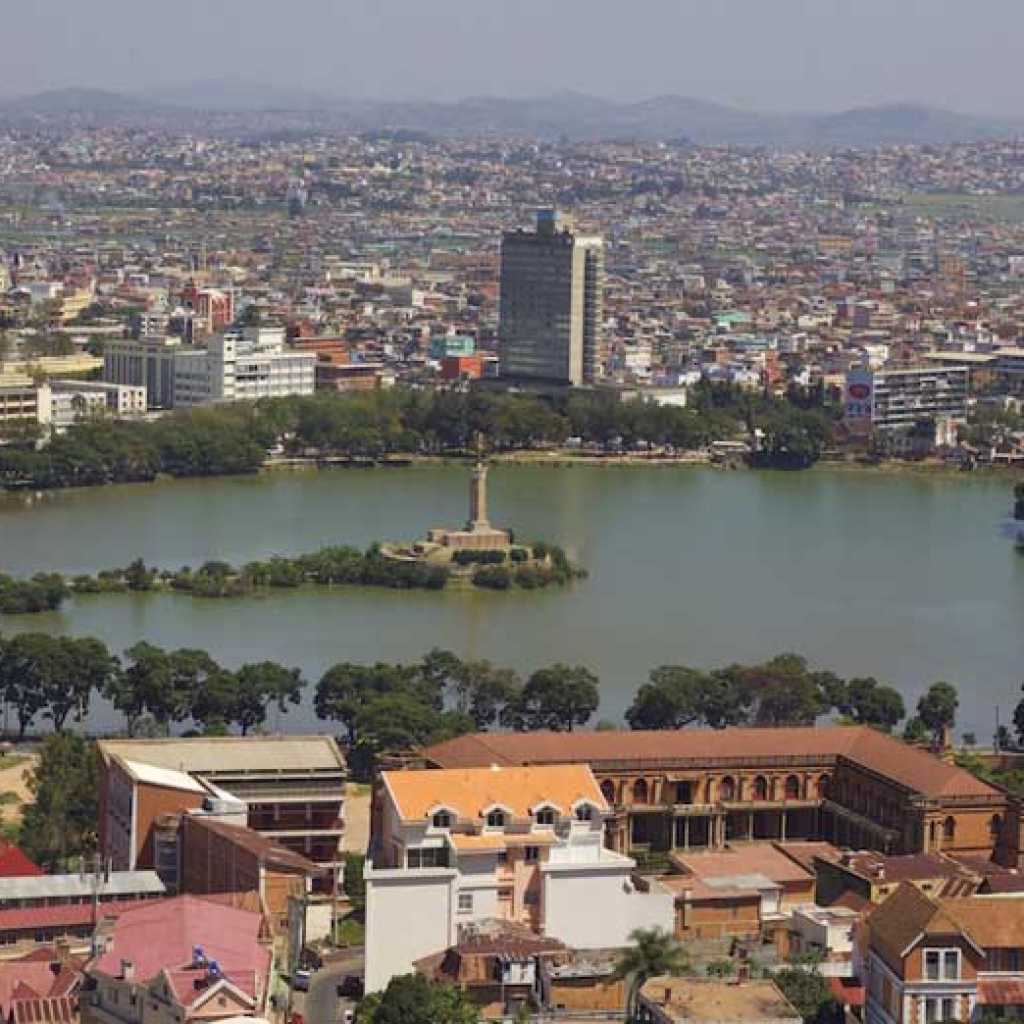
784 774 801 800
753 776 769 801
991 813 1004 839
632 778 649 805
943 816 956 843
601 779 617 805
719 776 736 801
817 774 830 799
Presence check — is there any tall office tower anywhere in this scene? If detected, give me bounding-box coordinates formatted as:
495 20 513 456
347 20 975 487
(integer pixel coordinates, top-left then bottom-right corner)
499 209 604 386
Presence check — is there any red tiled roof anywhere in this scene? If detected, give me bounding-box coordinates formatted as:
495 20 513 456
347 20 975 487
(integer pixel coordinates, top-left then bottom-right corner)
0 897 163 934
423 726 997 800
979 979 1024 1006
0 843 43 878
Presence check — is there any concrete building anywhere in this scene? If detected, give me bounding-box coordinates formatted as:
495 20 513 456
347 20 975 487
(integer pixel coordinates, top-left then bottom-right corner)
46 380 147 431
0 380 49 426
97 736 346 892
423 726 1012 865
104 327 315 409
364 763 674 993
499 209 604 386
104 335 179 409
844 366 969 436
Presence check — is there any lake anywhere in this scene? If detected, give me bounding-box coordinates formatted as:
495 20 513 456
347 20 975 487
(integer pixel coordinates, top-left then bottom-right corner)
1 464 1021 739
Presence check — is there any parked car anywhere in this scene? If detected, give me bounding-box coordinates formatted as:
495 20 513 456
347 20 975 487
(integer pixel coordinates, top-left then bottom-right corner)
291 970 312 992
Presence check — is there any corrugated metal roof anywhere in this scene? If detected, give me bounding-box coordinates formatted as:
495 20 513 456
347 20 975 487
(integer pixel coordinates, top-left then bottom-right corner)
0 870 165 902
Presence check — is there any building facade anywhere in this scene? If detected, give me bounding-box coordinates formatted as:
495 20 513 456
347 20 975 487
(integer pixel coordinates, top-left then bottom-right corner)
423 727 1014 865
499 209 604 386
97 736 346 892
844 366 969 436
364 764 674 993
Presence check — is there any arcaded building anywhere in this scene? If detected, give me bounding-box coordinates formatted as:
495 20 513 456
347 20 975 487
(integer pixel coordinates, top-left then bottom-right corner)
423 726 1017 865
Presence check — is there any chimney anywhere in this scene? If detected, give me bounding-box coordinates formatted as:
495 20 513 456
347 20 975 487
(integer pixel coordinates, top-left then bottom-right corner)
874 865 886 881
121 959 135 981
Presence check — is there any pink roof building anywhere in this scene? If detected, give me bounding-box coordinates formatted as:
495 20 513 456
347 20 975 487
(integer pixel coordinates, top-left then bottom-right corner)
87 895 272 1024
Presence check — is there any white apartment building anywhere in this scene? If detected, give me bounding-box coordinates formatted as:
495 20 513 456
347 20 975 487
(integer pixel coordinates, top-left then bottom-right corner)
364 764 674 993
105 327 315 409
844 366 969 436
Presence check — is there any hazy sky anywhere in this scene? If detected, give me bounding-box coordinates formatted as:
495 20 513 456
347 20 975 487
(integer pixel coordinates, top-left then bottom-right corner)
4 0 1022 114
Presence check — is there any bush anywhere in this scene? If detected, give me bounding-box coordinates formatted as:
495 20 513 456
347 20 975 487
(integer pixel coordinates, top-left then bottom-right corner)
452 549 507 566
472 565 512 590
509 547 529 563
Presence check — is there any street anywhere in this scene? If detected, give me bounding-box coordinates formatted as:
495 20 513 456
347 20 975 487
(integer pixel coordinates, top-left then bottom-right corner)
295 948 364 1024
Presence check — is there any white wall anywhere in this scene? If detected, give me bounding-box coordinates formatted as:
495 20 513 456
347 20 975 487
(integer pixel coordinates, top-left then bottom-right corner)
542 862 674 950
364 868 455 993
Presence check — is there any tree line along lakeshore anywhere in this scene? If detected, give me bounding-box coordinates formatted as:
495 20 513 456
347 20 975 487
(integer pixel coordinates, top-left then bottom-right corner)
1 633 1017 787
0 381 838 490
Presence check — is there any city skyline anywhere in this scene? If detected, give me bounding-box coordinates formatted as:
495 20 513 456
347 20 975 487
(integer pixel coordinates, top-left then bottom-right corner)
3 0 1024 117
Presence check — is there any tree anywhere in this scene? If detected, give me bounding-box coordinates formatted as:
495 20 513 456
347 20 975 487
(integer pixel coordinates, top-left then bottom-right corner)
843 677 906 732
502 664 599 732
315 662 422 744
359 974 478 1024
0 634 110 737
228 661 304 734
612 927 688 1020
774 966 838 1024
448 658 520 729
123 557 157 591
19 734 99 870
343 853 366 913
727 654 828 727
903 716 928 743
626 667 711 730
917 682 958 744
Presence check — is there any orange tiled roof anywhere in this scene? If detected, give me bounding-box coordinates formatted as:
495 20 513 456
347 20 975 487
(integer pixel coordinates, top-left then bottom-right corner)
382 764 606 822
422 726 997 800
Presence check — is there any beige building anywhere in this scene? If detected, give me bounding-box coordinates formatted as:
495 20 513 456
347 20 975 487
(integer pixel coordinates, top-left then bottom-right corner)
499 209 604 386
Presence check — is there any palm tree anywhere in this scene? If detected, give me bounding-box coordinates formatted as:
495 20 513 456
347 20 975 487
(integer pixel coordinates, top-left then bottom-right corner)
612 927 689 1022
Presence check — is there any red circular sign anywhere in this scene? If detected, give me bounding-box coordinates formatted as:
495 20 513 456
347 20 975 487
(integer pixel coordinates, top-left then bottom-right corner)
848 383 871 400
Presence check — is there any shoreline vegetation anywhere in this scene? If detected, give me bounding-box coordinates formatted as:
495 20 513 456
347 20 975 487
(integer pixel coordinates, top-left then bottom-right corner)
0 541 586 616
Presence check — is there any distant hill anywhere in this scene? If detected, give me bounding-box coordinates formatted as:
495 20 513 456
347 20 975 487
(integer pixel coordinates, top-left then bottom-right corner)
0 88 157 115
1 85 1019 147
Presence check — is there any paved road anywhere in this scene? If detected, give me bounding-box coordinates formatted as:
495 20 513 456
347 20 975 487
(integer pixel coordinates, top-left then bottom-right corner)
302 949 364 1024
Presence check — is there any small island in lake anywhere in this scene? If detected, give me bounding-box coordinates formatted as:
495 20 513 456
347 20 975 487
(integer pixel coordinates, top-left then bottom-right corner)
0 454 585 613
382 449 584 590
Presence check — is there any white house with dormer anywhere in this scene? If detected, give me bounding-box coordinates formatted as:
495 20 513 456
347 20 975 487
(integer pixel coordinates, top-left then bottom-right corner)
364 763 674 992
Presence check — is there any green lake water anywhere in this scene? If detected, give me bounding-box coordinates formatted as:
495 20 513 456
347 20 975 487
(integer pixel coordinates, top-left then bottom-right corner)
1 464 1020 738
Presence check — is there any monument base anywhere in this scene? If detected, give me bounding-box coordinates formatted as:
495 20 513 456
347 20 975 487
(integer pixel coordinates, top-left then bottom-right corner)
426 526 511 551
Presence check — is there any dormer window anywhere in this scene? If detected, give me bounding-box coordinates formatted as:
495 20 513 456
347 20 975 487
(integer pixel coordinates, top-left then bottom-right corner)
574 804 595 822
432 811 452 829
535 807 556 827
486 810 506 828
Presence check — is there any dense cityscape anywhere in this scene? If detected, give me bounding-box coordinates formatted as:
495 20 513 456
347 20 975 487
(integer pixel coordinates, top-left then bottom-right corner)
2 8 1024 1024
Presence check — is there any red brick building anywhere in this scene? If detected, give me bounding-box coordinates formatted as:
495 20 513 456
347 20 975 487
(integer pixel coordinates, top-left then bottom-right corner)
424 726 1015 864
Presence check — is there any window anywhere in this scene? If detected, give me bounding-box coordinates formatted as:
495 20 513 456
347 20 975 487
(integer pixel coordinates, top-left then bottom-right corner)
924 998 938 1024
407 847 446 869
632 779 648 804
943 817 956 843
497 851 509 865
719 776 736 801
535 807 555 826
753 776 768 801
458 892 474 914
942 998 957 1022
432 811 452 828
784 775 801 800
924 949 960 981
486 810 506 828
525 846 540 863
575 804 594 822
